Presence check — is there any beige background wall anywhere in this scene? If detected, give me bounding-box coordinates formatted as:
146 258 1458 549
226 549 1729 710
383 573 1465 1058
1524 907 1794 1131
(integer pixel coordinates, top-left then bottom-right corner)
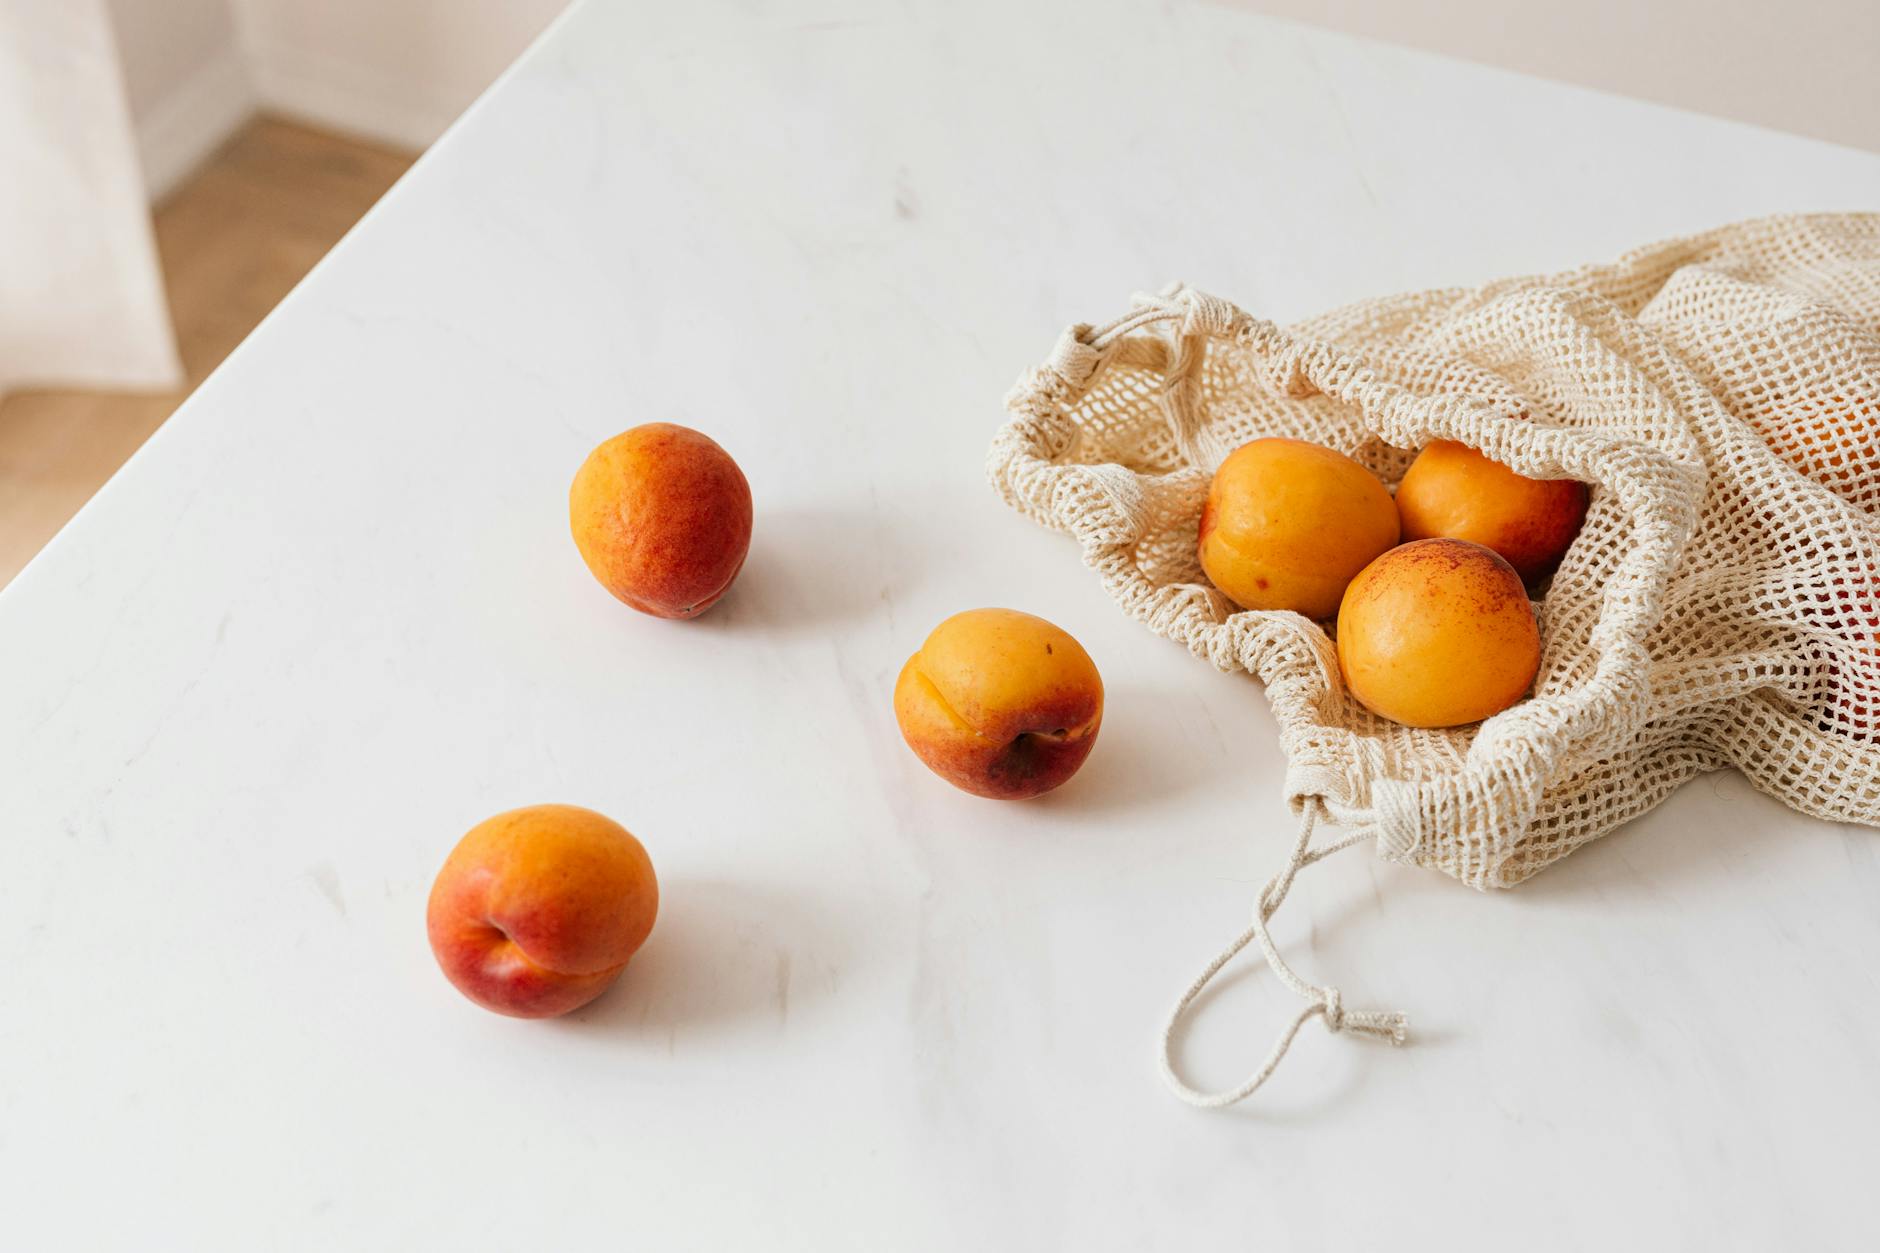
231 0 569 151
102 0 570 200
98 0 1880 203
1 0 179 393
1230 0 1880 154
105 0 255 198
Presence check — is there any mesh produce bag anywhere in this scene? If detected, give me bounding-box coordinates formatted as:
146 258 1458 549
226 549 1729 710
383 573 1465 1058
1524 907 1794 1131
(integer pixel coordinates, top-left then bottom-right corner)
988 214 1880 1107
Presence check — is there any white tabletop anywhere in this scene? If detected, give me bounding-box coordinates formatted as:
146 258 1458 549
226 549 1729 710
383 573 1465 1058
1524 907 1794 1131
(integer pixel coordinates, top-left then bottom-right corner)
7 1 1880 1247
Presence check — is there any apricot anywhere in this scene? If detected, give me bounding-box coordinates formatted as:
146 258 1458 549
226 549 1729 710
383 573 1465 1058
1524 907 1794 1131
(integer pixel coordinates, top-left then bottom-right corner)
570 422 752 619
1394 439 1588 582
1197 437 1399 619
1823 568 1880 740
1337 539 1541 728
1748 394 1880 508
894 609 1103 799
427 804 658 1018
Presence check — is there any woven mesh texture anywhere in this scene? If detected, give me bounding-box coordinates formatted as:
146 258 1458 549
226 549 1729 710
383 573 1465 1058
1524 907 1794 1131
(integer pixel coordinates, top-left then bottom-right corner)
990 214 1880 889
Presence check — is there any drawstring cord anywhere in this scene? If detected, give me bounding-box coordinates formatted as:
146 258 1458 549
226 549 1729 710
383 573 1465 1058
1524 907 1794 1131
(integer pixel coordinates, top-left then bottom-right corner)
1158 801 1409 1108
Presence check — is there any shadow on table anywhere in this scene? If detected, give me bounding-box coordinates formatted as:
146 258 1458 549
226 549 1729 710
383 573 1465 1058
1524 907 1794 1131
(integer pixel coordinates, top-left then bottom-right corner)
696 503 908 636
1027 685 1219 820
1496 767 1849 906
553 875 864 1041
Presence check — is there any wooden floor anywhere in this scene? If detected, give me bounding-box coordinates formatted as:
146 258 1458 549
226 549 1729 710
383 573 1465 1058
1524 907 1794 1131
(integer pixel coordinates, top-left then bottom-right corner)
0 118 414 587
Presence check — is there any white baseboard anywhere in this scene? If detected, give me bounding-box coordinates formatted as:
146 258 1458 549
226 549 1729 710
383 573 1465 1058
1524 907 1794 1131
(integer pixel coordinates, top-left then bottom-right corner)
135 41 259 203
243 39 462 152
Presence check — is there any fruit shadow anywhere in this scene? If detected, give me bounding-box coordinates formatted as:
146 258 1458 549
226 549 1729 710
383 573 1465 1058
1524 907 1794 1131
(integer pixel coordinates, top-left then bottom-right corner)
1028 685 1216 819
696 503 906 635
1494 768 1847 905
552 876 862 1040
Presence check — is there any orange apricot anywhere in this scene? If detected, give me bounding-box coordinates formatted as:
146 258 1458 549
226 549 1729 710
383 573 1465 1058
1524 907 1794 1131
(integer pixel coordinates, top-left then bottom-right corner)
427 804 658 1018
570 423 753 619
894 609 1103 799
1394 439 1588 582
1336 538 1541 728
1198 437 1399 619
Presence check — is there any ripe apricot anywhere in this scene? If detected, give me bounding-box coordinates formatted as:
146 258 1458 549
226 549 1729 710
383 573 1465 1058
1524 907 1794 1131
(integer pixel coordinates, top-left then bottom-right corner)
1337 538 1541 728
1394 439 1588 582
1821 567 1880 741
894 609 1103 799
570 423 753 619
427 804 659 1018
1197 437 1399 619
1747 394 1880 510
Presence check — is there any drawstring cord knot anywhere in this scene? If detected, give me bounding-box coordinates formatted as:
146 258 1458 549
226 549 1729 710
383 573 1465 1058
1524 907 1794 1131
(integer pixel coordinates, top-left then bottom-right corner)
1319 986 1343 1033
1158 800 1409 1108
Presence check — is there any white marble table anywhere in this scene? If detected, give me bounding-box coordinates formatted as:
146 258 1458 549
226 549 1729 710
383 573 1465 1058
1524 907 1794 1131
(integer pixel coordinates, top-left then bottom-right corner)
6 1 1880 1247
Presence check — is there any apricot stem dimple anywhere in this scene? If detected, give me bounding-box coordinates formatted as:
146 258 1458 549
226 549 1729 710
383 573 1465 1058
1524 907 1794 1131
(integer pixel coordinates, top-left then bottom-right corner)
1019 715 1097 744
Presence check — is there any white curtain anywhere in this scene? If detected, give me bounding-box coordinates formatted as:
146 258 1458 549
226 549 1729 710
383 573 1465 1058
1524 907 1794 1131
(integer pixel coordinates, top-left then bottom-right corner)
0 0 180 400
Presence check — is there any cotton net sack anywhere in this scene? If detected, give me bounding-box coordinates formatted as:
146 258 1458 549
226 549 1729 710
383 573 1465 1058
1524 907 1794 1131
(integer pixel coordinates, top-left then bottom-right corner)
988 213 1880 1108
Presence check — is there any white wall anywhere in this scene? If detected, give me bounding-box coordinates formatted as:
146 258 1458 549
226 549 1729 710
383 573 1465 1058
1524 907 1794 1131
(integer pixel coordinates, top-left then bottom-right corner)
105 0 255 200
101 0 1880 206
0 0 180 394
1234 0 1880 155
230 0 571 151
102 0 567 202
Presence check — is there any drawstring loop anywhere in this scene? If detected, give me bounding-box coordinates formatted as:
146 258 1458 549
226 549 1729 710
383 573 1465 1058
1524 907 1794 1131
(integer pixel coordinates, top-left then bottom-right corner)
1158 801 1408 1109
